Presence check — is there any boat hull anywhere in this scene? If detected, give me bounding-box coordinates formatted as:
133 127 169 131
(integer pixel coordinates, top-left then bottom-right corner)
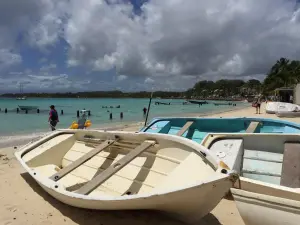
201 133 300 225
265 102 279 114
35 175 232 223
15 129 237 224
276 102 300 117
231 188 300 225
276 111 300 118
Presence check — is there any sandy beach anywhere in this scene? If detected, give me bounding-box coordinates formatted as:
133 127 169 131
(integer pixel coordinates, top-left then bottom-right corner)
1 102 299 225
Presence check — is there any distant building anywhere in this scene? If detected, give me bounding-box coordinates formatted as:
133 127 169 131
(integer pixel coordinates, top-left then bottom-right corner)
274 87 294 103
294 84 300 104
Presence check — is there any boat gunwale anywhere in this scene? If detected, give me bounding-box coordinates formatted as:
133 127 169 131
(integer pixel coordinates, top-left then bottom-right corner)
231 188 300 212
14 129 237 201
200 132 300 148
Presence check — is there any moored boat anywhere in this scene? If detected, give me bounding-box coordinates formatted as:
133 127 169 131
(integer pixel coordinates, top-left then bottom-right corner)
188 100 209 105
18 105 38 110
201 132 300 225
15 129 238 223
16 96 27 100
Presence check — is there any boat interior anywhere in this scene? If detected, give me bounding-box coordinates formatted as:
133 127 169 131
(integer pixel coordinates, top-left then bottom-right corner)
204 133 300 193
142 118 300 143
19 130 218 197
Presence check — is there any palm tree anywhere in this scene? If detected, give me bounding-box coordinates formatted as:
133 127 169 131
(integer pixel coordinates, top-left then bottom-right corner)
270 57 290 75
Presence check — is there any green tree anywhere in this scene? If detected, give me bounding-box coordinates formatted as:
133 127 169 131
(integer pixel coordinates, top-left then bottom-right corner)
263 57 300 94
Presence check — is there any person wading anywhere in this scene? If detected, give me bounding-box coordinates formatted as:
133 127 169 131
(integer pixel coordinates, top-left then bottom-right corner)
143 107 147 117
49 105 59 131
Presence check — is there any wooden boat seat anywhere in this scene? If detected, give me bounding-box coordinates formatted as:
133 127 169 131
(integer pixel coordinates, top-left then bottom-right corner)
280 143 300 188
176 121 194 136
49 140 116 181
245 122 259 133
75 140 156 195
33 164 121 197
244 149 283 163
242 149 283 185
152 153 215 192
57 140 182 195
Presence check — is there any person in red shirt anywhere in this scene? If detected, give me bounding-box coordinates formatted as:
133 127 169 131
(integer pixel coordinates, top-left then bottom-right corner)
48 105 59 131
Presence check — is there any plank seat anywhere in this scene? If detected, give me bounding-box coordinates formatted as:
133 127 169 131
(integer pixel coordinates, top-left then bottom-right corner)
76 140 156 195
50 139 116 181
280 143 300 188
176 121 194 136
245 122 259 133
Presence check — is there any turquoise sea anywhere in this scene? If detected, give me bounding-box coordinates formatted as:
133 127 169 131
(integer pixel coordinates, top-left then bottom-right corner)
0 98 249 136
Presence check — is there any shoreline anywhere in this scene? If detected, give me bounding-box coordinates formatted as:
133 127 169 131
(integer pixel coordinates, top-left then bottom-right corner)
0 104 250 148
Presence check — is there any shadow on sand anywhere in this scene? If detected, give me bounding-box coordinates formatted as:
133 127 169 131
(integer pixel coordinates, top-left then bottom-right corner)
21 173 222 225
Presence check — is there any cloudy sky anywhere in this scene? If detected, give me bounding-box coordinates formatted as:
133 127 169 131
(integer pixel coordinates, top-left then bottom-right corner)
1 0 300 93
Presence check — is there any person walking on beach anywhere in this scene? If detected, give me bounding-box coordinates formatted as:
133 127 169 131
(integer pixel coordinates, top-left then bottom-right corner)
49 105 59 131
253 98 261 114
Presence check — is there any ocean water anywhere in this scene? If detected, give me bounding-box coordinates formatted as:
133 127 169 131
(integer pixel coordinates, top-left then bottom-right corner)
0 98 248 136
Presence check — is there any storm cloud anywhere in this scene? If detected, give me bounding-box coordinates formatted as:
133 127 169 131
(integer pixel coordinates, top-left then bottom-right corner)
1 0 300 91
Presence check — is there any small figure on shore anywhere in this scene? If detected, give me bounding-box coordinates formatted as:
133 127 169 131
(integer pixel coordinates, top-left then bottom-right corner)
253 98 261 114
143 107 147 116
49 105 59 131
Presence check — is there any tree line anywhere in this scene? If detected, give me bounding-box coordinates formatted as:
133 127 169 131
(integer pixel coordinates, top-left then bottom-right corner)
187 57 300 98
0 57 297 99
1 91 184 99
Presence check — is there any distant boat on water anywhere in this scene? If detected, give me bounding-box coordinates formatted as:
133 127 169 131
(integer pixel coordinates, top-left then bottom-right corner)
188 100 209 105
214 102 233 106
18 105 38 111
16 96 27 100
16 84 27 100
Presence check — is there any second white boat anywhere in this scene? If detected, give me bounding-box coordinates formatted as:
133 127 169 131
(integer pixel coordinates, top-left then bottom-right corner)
202 132 300 225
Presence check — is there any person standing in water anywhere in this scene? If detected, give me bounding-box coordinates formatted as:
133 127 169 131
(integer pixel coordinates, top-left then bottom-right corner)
49 105 59 131
143 107 147 117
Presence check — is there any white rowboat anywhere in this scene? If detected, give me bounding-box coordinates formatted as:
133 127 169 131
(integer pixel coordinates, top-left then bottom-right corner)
15 129 238 223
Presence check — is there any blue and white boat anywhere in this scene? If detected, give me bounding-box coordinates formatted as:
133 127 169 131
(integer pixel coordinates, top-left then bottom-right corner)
140 117 300 143
141 117 300 225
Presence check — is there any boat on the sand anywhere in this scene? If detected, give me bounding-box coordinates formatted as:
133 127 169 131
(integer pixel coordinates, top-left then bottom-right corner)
15 129 238 223
201 132 300 225
275 102 300 118
265 101 280 114
140 117 300 143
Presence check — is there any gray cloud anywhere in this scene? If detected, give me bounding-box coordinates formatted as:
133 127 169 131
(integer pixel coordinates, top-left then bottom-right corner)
1 0 300 91
62 0 300 80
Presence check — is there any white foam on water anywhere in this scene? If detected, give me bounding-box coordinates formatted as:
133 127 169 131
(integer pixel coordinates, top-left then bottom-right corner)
0 131 50 148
